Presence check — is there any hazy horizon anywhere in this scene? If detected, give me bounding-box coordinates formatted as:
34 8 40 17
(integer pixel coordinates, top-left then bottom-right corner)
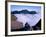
11 5 41 13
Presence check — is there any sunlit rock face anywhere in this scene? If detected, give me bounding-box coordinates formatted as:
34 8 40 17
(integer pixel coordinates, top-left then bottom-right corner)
11 15 23 29
11 10 41 27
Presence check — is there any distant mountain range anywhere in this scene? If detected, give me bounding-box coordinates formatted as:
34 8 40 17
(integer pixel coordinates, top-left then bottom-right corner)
11 10 37 14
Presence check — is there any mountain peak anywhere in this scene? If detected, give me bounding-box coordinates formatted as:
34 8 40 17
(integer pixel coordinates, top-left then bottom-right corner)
11 10 37 14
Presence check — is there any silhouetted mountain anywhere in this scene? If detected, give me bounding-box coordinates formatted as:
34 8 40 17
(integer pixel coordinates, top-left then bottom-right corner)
11 10 37 14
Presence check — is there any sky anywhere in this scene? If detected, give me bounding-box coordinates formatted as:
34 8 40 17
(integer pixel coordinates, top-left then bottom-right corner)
11 5 41 13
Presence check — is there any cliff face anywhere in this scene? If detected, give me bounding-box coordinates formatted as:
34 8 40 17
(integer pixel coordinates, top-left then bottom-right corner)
11 10 37 14
11 15 23 30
